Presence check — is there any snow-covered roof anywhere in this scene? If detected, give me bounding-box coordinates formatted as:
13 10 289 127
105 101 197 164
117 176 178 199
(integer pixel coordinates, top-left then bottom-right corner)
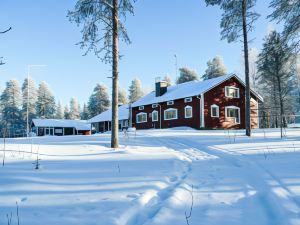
88 104 129 123
132 74 263 107
32 119 91 130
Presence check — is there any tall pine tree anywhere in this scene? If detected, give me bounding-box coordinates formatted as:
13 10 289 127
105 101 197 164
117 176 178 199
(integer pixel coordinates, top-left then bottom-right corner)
36 81 56 118
257 31 293 137
128 79 144 103
202 56 227 80
21 77 37 127
81 103 90 120
69 97 80 119
205 0 260 136
176 67 198 84
88 84 110 117
55 101 64 119
0 80 23 134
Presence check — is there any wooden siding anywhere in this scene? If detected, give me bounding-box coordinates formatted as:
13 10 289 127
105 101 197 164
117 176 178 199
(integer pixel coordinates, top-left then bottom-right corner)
132 76 259 130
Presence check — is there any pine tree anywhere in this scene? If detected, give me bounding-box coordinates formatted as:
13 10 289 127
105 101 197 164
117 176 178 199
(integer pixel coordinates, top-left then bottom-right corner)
0 80 23 134
69 97 80 119
128 79 144 103
269 0 300 51
68 0 136 148
163 75 172 87
64 105 71 119
81 103 90 120
21 77 38 129
118 88 128 105
176 67 198 84
36 81 56 119
202 56 227 80
205 0 259 136
55 101 64 119
88 84 110 117
257 31 293 137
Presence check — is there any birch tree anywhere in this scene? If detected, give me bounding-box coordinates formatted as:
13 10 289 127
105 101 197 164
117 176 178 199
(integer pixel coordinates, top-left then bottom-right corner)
68 0 136 148
204 0 259 136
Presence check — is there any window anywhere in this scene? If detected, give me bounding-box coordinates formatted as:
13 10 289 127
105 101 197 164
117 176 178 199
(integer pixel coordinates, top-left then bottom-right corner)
211 104 219 117
225 106 240 124
152 111 158 122
225 86 240 98
152 104 158 108
136 112 147 123
139 106 144 110
184 97 192 103
167 101 174 105
164 108 178 120
185 106 193 118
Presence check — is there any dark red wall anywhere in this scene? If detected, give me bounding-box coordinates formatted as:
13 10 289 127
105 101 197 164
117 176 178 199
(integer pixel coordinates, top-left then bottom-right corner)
204 77 258 129
132 96 200 129
132 77 259 130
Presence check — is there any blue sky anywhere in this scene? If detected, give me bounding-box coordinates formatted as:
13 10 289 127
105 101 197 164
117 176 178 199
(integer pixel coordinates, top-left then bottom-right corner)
0 0 278 106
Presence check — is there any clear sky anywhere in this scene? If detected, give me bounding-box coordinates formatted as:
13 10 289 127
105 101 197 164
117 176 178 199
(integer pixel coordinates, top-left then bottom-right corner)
0 0 278 106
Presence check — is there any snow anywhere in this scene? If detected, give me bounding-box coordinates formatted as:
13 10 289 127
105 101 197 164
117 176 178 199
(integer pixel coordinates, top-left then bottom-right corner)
88 104 129 123
132 74 263 107
0 128 300 225
32 119 90 130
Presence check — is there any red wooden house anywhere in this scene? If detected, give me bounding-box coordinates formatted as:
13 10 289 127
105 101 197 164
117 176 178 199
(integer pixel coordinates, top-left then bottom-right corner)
131 74 263 130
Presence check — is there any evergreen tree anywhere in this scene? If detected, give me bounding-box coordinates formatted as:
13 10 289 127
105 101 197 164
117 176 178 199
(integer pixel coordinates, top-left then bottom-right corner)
118 88 128 105
0 80 23 134
205 0 259 136
202 56 227 80
163 75 172 87
55 101 64 119
21 77 38 128
128 79 144 103
36 81 56 118
88 84 110 117
81 103 90 120
176 67 198 84
68 0 136 148
257 31 293 137
64 105 71 119
269 0 300 51
69 97 80 119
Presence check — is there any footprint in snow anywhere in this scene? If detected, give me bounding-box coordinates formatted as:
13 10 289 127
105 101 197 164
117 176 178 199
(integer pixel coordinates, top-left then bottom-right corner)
21 197 27 202
127 194 139 199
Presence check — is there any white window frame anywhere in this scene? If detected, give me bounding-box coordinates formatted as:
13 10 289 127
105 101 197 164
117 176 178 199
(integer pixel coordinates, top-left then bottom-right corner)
152 103 158 108
136 112 147 123
210 104 219 118
184 106 193 118
139 106 144 110
152 110 158 122
184 97 192 103
167 100 174 105
225 106 240 124
164 108 178 120
225 86 240 98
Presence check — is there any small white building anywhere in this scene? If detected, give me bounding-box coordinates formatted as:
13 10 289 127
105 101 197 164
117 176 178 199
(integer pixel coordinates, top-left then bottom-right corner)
31 119 91 136
88 104 129 133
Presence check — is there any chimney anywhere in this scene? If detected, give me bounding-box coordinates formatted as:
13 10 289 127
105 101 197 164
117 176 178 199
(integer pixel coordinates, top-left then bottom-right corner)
155 77 168 97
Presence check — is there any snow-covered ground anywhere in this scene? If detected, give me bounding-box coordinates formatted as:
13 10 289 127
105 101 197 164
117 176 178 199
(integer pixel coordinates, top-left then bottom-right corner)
0 128 300 225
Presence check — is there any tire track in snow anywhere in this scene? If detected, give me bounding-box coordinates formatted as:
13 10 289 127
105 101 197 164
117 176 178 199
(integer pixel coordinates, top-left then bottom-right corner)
172 136 294 225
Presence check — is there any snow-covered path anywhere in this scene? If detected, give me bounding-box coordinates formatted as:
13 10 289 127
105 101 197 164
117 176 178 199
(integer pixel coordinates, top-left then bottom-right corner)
0 128 300 225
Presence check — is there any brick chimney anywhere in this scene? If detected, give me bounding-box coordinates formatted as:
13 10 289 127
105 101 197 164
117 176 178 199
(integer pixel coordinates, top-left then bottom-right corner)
155 77 168 97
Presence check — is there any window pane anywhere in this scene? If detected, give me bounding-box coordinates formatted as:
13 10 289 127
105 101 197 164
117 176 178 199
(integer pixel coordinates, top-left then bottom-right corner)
185 107 192 118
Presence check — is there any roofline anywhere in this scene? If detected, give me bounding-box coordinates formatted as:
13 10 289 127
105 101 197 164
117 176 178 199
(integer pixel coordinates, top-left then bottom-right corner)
132 74 263 107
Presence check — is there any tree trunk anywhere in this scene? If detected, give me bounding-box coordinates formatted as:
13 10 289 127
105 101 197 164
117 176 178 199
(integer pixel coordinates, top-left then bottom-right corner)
242 0 251 137
111 0 119 148
276 75 284 138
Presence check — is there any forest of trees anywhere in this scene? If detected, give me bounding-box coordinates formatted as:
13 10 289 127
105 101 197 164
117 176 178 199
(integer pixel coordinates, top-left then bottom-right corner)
0 77 146 137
